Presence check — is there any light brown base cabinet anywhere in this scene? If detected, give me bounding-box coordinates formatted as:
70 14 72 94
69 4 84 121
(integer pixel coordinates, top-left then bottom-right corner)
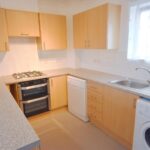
49 75 68 110
87 81 139 149
9 84 20 105
87 81 104 125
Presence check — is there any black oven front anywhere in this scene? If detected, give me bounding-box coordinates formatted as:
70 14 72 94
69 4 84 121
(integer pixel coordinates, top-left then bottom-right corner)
18 78 49 117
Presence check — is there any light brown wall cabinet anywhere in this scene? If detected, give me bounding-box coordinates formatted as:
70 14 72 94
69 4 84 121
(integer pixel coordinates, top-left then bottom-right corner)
6 9 40 37
73 4 121 49
0 8 8 51
87 81 139 149
49 75 67 110
38 13 67 50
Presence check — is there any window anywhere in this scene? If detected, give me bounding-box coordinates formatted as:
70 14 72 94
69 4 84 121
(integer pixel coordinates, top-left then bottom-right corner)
128 1 150 62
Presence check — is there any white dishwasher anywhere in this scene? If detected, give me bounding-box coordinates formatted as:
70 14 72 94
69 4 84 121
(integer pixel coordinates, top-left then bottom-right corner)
67 76 88 122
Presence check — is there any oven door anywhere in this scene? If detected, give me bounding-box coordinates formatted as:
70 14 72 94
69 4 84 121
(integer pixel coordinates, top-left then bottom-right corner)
20 83 48 101
20 95 49 117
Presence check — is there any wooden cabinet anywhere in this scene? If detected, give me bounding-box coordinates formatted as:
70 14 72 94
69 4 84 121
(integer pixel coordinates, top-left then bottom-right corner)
87 81 139 149
9 84 20 105
73 11 87 49
6 9 39 37
73 3 121 49
49 75 67 110
38 13 67 50
87 81 104 126
0 8 8 51
103 86 138 148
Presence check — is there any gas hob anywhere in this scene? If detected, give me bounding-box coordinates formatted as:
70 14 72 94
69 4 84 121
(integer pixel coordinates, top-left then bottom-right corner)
12 71 44 79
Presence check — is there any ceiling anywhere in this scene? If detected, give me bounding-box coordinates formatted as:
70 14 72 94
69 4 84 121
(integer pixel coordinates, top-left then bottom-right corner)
38 0 131 14
38 0 100 7
38 0 107 14
44 0 98 5
43 0 131 5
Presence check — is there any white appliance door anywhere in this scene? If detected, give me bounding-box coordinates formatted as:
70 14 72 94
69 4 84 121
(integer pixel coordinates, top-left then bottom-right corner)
133 98 150 150
67 76 88 122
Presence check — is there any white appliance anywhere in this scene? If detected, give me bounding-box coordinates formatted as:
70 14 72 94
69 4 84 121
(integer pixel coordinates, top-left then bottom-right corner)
67 76 88 122
133 98 150 150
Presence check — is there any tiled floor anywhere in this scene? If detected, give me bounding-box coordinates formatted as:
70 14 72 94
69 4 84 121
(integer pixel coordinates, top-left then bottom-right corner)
28 108 127 150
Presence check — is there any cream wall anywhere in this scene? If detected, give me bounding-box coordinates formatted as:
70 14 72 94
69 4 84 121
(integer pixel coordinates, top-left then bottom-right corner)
74 0 150 81
0 0 150 81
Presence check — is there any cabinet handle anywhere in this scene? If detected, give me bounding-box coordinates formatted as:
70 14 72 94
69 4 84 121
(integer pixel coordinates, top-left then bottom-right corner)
20 33 29 36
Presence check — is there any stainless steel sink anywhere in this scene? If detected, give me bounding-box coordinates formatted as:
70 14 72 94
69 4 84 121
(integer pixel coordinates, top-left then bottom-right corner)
110 79 150 89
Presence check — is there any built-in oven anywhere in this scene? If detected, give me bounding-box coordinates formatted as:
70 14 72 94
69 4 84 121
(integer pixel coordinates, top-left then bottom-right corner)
17 78 49 117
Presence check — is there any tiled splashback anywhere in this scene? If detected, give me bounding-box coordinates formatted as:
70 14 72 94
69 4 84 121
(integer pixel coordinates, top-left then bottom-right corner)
0 38 68 76
77 49 150 81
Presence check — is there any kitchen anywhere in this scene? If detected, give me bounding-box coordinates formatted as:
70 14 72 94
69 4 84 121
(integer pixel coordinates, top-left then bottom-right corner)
0 0 150 150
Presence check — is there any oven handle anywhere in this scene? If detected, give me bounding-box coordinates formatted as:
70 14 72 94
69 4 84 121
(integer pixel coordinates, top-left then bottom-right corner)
21 83 47 90
21 95 48 104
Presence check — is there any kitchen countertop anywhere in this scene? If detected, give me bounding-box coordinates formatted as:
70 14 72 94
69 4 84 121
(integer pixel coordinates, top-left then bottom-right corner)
0 79 40 150
2 68 150 99
1 69 70 84
66 68 150 99
0 68 150 149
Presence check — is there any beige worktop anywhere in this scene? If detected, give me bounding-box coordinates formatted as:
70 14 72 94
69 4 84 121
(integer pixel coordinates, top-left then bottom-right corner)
0 79 40 150
2 68 150 99
0 68 150 149
67 68 150 99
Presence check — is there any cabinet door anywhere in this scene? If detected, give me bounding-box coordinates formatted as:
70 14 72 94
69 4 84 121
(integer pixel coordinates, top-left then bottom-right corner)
87 81 104 126
102 86 113 131
39 13 67 50
6 9 39 37
111 88 138 146
73 3 121 49
73 4 108 49
73 12 87 48
49 75 67 110
0 8 8 51
88 91 103 125
103 86 138 147
87 5 107 49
